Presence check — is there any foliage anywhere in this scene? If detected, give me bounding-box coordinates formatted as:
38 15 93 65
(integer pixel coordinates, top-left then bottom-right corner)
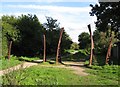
63 49 89 62
90 2 120 39
78 32 90 49
1 15 73 57
43 16 60 31
65 49 78 54
11 14 43 57
93 29 118 55
78 49 90 56
0 29 2 57
70 42 79 50
0 55 22 70
1 15 20 56
18 56 40 62
93 30 118 65
0 18 1 57
93 30 109 55
90 2 120 65
85 55 106 66
44 16 73 55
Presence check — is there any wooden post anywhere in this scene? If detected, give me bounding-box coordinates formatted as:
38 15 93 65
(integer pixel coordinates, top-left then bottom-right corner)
105 37 112 64
88 24 94 66
56 27 64 64
8 41 12 60
43 34 46 62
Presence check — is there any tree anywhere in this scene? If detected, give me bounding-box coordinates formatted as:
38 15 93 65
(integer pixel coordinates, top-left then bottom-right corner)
56 27 64 64
14 14 43 57
44 16 60 31
70 42 79 50
90 2 120 34
90 2 120 64
43 33 46 62
2 15 19 59
44 16 72 55
78 32 90 49
88 24 94 66
43 16 60 55
42 26 47 62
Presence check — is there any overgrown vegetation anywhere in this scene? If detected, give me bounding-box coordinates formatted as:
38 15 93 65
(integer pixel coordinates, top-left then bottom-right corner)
0 56 22 70
86 65 119 82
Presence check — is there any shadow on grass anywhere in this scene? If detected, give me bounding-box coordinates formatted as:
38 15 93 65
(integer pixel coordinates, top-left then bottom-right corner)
61 62 86 68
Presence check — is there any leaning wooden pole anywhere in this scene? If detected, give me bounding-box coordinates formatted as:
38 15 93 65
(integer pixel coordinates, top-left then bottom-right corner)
8 41 12 60
105 37 112 64
88 24 94 66
43 34 46 62
56 27 64 64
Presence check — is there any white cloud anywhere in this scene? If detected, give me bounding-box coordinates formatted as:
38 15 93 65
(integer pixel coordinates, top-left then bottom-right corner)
5 5 91 15
1 4 97 43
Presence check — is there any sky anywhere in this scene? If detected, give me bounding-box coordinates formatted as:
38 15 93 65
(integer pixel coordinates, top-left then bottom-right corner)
0 0 99 43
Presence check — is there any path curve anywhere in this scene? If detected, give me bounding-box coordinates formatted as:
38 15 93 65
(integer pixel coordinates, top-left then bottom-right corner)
39 61 88 76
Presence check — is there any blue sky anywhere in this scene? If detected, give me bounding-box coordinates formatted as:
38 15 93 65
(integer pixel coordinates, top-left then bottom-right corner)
1 0 98 43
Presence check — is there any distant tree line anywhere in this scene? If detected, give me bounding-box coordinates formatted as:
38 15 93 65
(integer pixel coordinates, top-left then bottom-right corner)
1 14 73 58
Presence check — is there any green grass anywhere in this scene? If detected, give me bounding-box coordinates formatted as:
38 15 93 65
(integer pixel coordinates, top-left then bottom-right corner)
86 65 119 83
18 56 40 62
62 49 88 62
0 56 22 70
2 64 119 85
65 49 78 54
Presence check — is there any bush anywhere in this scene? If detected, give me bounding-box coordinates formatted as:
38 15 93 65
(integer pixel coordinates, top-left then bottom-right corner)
84 60 89 65
1 56 21 70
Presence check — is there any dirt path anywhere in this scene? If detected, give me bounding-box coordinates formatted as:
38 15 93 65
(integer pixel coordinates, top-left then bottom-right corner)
39 61 88 76
60 61 88 76
0 61 88 76
63 61 88 76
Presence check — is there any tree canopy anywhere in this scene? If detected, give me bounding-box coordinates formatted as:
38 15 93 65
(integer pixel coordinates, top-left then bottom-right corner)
2 15 19 56
90 2 120 39
78 32 90 49
1 15 72 57
44 16 72 55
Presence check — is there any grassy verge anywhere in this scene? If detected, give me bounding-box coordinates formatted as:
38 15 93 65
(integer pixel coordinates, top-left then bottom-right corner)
85 65 119 84
2 64 119 85
0 56 22 70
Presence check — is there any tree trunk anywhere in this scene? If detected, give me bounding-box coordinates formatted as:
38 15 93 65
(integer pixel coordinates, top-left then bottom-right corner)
56 27 64 64
105 37 112 64
8 41 12 60
43 34 46 62
88 24 94 66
